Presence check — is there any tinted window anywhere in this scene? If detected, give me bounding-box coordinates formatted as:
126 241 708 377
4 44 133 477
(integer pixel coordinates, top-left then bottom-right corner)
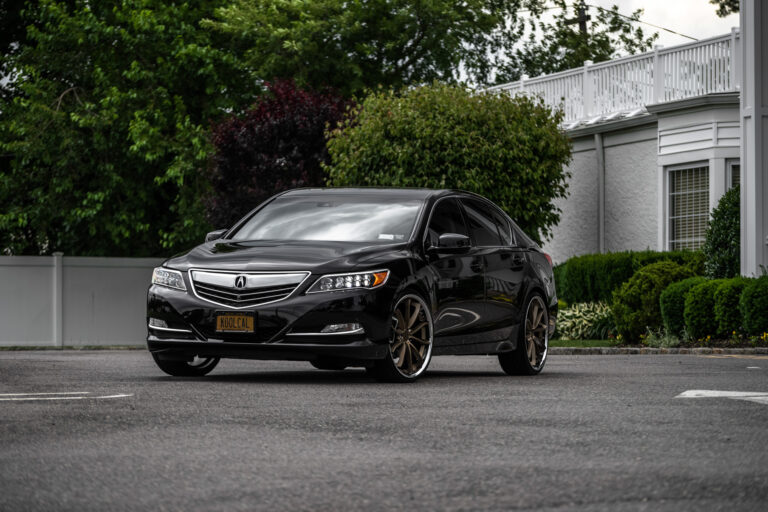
461 199 503 246
231 196 422 243
426 198 469 247
490 208 515 246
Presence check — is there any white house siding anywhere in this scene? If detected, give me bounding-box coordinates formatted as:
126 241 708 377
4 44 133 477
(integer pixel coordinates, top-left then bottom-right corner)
542 138 599 263
603 127 659 252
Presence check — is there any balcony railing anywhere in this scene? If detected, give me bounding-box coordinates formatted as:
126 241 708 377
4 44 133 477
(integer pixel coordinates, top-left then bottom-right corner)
487 29 740 126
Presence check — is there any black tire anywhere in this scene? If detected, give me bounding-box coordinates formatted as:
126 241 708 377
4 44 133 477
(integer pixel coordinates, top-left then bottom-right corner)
373 292 434 383
310 359 347 371
499 293 549 376
151 353 220 377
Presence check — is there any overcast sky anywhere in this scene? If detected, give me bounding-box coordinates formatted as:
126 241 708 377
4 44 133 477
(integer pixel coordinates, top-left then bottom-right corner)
555 0 740 48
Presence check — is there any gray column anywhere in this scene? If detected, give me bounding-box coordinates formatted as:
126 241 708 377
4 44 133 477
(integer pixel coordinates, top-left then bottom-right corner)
53 252 63 347
740 0 768 276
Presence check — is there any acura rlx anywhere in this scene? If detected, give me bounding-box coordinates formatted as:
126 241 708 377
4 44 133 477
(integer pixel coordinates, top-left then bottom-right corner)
147 188 557 382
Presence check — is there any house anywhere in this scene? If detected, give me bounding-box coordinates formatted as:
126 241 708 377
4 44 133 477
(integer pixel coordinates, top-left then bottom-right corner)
489 0 766 277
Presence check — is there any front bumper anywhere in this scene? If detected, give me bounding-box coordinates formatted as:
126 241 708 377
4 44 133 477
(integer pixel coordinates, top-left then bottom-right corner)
147 279 395 362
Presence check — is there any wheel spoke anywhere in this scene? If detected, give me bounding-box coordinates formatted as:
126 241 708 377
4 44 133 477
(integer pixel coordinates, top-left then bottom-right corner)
394 310 406 334
410 335 430 345
407 301 422 328
397 343 407 368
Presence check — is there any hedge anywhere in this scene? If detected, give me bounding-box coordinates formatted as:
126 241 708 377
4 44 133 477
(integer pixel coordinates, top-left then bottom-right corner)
684 280 727 340
660 277 707 337
612 260 695 342
714 277 750 337
555 250 704 304
740 276 768 336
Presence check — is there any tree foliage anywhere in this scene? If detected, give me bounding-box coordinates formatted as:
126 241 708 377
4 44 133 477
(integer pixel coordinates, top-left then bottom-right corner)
325 83 572 244
702 185 740 278
496 0 658 82
0 0 254 256
710 0 739 17
205 80 349 229
204 0 540 93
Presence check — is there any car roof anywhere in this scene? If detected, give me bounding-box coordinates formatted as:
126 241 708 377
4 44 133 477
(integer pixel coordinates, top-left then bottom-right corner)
279 187 458 201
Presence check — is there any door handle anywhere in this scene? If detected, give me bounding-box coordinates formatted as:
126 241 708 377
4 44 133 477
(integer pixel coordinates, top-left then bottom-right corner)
511 254 526 266
470 261 484 273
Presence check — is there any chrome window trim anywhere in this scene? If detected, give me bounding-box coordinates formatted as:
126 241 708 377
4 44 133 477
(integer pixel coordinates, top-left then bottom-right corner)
188 269 312 310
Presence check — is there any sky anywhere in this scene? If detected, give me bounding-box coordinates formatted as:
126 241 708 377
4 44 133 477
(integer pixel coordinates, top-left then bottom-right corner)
548 0 740 48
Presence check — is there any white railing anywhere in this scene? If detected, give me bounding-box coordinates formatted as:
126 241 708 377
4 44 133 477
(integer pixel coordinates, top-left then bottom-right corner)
488 29 740 124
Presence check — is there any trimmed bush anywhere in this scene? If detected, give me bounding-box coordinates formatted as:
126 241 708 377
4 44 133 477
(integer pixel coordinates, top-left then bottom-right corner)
740 276 768 336
702 185 740 278
555 250 704 304
660 277 707 337
714 277 750 337
684 280 727 340
555 302 615 340
612 261 695 342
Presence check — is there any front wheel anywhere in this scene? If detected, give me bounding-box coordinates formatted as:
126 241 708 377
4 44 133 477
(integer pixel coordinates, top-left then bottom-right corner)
498 293 549 376
151 353 220 377
372 293 434 383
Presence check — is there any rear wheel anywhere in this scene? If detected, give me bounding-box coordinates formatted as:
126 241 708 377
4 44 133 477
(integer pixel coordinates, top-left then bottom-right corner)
373 293 433 382
498 293 548 376
151 353 220 377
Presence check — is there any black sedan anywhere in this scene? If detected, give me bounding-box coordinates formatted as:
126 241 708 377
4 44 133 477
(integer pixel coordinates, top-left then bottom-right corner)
147 188 557 382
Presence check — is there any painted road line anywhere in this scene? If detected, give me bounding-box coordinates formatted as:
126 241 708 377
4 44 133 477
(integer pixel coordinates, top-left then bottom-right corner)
676 389 768 405
0 394 133 402
747 366 761 369
703 355 768 360
0 392 90 396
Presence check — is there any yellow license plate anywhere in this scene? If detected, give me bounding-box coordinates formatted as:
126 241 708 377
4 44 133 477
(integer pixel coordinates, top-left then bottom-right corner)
216 314 254 333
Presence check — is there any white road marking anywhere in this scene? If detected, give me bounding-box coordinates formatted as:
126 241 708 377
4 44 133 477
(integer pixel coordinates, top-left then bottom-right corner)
0 393 133 402
676 389 768 405
0 392 90 396
747 366 761 370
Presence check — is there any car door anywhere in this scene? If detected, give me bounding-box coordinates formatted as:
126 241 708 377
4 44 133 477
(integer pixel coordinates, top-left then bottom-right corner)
460 198 527 337
423 197 486 343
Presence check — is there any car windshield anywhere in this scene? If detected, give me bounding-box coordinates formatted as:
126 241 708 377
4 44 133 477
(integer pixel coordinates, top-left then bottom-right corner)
229 195 424 243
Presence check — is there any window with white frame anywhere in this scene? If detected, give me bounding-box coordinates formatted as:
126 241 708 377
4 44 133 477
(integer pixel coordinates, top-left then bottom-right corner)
727 159 740 189
668 164 709 250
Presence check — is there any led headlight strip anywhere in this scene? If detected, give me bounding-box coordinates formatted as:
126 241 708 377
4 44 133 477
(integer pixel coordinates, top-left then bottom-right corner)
151 267 186 291
307 269 389 293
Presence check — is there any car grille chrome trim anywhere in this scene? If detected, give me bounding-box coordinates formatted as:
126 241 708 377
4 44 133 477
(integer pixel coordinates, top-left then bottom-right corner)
189 270 311 309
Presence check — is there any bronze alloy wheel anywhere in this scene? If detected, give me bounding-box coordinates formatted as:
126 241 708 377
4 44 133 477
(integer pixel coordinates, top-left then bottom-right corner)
377 293 433 381
498 293 548 375
523 295 548 370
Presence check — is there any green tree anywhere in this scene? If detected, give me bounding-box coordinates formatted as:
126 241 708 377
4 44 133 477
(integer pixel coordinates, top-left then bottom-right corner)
204 0 539 94
710 0 738 17
0 0 254 256
325 83 572 244
496 1 658 82
701 185 740 279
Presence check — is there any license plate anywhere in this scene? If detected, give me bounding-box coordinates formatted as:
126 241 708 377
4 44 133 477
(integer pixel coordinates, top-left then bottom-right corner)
216 313 255 333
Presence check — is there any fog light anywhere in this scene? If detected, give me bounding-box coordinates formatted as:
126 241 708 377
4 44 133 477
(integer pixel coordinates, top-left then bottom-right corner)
149 318 169 328
320 323 363 334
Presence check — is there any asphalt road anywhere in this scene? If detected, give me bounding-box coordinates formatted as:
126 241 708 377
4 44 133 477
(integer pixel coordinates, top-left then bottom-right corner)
1 351 767 512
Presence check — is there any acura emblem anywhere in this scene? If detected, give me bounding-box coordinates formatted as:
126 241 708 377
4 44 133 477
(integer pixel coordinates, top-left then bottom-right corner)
234 275 247 289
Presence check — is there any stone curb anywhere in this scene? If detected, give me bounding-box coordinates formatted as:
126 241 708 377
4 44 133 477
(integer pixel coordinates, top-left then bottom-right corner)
550 347 768 355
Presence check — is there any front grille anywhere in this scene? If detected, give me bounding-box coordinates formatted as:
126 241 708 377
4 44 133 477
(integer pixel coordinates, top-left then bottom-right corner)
190 270 309 308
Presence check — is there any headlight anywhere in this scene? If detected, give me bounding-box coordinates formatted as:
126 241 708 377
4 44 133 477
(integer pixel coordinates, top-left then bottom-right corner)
307 270 389 293
152 267 186 291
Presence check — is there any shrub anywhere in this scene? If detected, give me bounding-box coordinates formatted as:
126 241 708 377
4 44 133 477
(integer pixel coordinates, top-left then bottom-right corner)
612 261 695 342
325 83 572 245
557 250 704 304
702 185 740 278
555 302 615 340
206 80 350 229
660 276 707 337
740 276 768 336
684 280 727 340
714 277 750 337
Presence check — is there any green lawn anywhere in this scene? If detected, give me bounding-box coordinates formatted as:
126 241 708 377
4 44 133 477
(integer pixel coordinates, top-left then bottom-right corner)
549 339 618 348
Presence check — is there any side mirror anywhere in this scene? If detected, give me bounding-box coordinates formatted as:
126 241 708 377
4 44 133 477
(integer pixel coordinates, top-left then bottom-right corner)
428 233 471 254
205 229 227 243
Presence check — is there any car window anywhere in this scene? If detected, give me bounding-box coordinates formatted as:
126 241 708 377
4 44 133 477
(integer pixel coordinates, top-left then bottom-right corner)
426 198 469 247
461 199 503 247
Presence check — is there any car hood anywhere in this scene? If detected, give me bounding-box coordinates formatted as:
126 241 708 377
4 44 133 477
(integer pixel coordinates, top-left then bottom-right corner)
164 240 409 273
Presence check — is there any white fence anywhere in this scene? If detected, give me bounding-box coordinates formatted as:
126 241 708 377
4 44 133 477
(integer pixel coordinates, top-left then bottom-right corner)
0 254 162 347
488 30 740 124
